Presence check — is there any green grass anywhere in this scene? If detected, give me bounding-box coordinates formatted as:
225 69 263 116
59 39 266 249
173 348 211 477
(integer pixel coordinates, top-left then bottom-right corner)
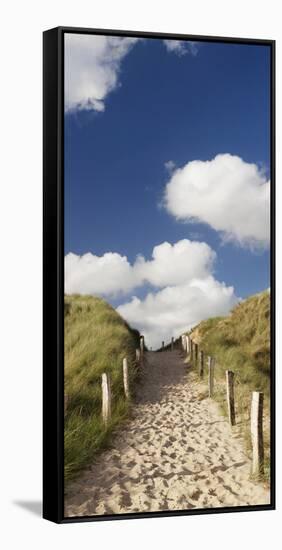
64 295 140 483
188 290 271 479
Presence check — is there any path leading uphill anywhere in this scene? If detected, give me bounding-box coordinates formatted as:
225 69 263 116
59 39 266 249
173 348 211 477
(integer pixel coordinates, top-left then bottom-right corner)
65 351 270 517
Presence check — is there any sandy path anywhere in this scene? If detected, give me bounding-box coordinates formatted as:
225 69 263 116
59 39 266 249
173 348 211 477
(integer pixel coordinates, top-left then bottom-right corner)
65 350 269 517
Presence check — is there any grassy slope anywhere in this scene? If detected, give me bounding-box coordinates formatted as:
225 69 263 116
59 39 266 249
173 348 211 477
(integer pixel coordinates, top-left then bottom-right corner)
64 295 140 483
189 290 271 477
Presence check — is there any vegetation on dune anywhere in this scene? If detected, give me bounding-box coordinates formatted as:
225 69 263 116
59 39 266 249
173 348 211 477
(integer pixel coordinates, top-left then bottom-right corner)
64 290 271 484
64 295 140 483
191 290 270 394
189 290 271 479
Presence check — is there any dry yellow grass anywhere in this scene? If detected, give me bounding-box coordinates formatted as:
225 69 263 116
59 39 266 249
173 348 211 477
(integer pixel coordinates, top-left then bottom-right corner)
189 290 271 479
64 295 140 482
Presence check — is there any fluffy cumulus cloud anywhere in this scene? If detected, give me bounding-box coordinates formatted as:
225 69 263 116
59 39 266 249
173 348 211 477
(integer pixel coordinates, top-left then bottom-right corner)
65 239 216 296
163 39 199 56
65 251 137 296
135 240 215 287
65 239 238 348
164 154 270 249
65 35 202 113
65 34 139 113
117 277 237 349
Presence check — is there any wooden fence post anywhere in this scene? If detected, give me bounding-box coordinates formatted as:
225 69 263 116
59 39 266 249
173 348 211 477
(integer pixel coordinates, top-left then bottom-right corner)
251 391 264 477
226 370 236 426
199 350 204 378
171 337 174 351
140 336 144 356
101 372 111 426
190 340 194 362
194 343 198 362
136 348 141 362
162 341 164 351
186 335 190 355
208 356 215 397
123 358 129 399
181 334 185 351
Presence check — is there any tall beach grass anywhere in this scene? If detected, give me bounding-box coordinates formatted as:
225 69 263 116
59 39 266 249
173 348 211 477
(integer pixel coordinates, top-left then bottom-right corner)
189 290 271 479
64 295 140 483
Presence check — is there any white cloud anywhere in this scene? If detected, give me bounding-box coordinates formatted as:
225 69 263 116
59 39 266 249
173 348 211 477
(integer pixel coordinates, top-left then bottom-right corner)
64 251 136 296
163 39 199 56
117 276 237 349
164 154 270 249
65 34 138 113
135 240 216 287
65 239 216 296
65 239 238 348
65 35 201 113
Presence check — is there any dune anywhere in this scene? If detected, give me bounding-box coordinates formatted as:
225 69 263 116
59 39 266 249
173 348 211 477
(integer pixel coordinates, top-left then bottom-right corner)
65 350 269 517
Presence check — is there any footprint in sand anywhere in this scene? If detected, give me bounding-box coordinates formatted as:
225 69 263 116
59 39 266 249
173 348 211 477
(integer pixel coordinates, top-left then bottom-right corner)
64 351 270 517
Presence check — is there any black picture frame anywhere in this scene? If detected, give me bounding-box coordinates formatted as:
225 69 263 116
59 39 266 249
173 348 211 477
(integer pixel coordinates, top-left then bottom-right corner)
43 26 276 524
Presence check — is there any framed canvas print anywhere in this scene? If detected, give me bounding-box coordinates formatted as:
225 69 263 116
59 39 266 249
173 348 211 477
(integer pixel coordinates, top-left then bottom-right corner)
43 26 275 523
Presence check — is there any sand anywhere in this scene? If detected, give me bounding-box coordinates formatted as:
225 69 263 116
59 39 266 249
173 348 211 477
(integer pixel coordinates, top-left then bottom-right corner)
64 350 270 517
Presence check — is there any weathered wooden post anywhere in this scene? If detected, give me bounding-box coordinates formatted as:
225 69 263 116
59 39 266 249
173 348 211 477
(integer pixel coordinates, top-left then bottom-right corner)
190 340 194 362
199 350 204 378
194 342 198 362
171 337 174 351
208 356 215 397
181 334 185 351
186 335 190 355
101 372 111 426
140 335 144 356
162 341 164 351
251 391 264 477
123 358 130 399
136 348 141 362
226 370 236 425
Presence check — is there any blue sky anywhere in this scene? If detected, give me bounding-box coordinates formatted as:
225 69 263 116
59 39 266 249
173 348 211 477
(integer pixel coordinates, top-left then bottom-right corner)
64 34 270 347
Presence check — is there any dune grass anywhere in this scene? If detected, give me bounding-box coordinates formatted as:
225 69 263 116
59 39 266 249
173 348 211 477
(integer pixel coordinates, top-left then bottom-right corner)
188 290 271 479
64 295 140 483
